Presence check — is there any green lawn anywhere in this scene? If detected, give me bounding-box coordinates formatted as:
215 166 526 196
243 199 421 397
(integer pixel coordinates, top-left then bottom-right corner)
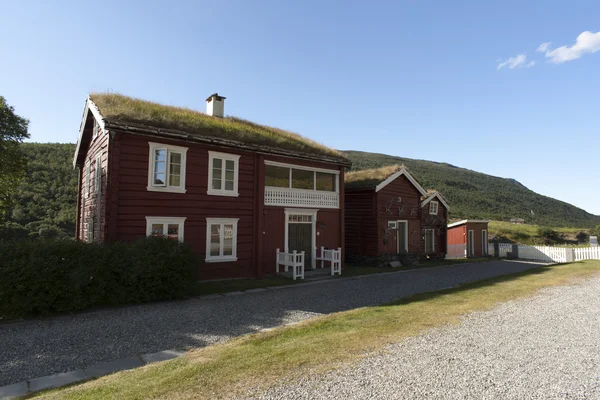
488 220 588 245
36 260 600 400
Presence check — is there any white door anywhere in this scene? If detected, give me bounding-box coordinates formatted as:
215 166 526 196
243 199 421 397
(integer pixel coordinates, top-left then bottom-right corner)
397 221 408 253
482 230 488 255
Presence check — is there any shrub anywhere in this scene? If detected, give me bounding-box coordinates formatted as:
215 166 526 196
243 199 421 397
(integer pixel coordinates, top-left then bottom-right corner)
0 237 198 319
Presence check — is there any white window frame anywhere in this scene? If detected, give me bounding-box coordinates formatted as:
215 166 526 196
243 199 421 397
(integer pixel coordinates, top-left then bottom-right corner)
145 216 186 242
482 230 488 255
264 160 339 193
425 229 435 253
207 151 240 197
147 142 188 194
205 218 239 263
429 201 439 215
95 154 102 197
92 118 99 140
84 162 90 198
397 220 408 253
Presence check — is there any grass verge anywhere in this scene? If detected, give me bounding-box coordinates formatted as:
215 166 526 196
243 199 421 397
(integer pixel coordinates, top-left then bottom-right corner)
34 260 600 400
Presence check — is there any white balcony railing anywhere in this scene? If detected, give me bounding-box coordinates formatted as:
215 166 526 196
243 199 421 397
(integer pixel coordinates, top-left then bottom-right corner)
264 187 339 209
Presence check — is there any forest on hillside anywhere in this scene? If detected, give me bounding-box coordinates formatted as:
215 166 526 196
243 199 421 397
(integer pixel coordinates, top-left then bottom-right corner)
343 150 600 228
1 144 598 241
1 143 78 239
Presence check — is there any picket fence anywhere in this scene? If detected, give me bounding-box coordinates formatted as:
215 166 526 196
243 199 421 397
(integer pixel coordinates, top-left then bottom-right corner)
494 244 600 263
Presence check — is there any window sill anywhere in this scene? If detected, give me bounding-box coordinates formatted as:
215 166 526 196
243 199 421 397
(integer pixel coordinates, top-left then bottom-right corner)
147 186 187 194
205 257 238 263
206 190 239 197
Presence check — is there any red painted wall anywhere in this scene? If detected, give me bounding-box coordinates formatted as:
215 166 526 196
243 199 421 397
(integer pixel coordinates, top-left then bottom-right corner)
75 128 345 280
447 222 489 258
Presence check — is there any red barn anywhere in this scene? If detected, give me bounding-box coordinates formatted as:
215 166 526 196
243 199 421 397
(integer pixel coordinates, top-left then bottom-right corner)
345 165 449 263
447 220 490 258
73 93 350 280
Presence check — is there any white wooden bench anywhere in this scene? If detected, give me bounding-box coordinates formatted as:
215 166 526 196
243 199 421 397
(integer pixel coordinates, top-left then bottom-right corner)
315 246 342 276
276 249 305 280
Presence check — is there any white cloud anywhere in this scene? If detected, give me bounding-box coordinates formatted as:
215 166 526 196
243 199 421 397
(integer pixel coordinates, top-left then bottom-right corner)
539 31 600 63
536 42 551 53
497 54 534 70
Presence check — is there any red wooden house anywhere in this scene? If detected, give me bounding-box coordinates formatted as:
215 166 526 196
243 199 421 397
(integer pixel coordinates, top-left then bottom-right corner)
420 191 450 258
345 165 449 263
447 220 489 258
73 93 350 280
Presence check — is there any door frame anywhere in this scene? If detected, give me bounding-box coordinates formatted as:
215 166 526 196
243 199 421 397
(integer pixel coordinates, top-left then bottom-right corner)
467 229 475 257
284 208 318 269
397 220 408 253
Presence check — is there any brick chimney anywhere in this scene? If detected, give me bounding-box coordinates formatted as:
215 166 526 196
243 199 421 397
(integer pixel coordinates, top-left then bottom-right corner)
206 93 226 118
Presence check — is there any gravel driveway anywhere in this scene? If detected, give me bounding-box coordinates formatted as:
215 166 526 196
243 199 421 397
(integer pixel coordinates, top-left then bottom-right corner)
0 260 543 387
251 274 600 400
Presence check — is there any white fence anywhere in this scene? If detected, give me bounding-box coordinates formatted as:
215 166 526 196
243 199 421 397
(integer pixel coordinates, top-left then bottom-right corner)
494 244 600 263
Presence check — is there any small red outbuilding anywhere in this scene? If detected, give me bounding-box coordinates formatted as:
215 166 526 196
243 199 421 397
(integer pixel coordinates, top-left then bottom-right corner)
447 220 489 258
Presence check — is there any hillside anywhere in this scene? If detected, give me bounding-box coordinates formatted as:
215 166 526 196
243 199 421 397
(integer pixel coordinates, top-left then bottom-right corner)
1 143 78 239
343 150 600 228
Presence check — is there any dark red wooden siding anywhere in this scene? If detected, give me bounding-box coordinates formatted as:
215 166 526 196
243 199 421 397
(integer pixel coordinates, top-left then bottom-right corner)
376 175 421 254
420 200 448 257
344 190 377 257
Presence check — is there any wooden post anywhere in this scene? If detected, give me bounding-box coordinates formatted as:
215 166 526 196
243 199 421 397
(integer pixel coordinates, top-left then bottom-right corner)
321 246 325 269
276 248 279 274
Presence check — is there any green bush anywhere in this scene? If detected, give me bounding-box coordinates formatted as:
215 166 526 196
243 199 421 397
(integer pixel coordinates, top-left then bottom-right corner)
0 237 197 319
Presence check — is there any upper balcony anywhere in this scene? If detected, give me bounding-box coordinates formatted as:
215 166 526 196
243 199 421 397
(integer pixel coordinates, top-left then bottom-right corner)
263 161 340 209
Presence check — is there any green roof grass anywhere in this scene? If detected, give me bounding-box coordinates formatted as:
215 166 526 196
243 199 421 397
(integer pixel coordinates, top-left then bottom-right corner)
89 93 344 160
345 164 404 190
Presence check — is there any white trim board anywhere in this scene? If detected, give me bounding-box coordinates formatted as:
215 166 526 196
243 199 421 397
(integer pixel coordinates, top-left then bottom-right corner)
421 191 450 210
73 97 107 168
375 167 427 196
447 219 489 229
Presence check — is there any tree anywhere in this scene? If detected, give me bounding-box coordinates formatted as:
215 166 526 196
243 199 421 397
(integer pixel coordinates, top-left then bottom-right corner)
0 96 30 217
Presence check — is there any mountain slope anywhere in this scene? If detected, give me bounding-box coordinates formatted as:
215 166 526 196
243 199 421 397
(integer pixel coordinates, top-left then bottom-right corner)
343 150 600 228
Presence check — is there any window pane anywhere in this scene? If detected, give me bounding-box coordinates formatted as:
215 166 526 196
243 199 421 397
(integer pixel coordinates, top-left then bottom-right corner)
169 175 181 187
210 225 221 256
225 170 234 181
225 160 235 171
316 172 336 191
212 179 222 190
167 224 179 240
154 149 167 185
151 223 164 236
170 152 181 165
212 158 223 190
224 181 234 191
223 224 234 256
292 169 314 190
265 165 290 187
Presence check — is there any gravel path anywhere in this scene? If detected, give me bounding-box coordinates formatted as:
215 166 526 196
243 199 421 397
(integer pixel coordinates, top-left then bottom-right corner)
0 260 543 387
251 274 600 400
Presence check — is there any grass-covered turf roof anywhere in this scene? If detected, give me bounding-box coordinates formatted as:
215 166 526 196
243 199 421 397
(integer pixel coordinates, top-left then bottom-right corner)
89 93 346 162
345 164 404 190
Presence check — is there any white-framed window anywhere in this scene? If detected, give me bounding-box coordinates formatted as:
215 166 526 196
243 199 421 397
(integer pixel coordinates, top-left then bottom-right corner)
147 142 188 193
84 162 90 198
208 151 240 197
388 221 398 229
429 201 439 215
92 118 99 140
425 229 435 253
264 161 338 192
145 217 186 241
95 154 102 197
205 218 239 263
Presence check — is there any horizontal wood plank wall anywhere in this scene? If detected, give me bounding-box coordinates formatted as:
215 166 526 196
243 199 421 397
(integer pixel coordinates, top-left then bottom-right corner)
376 175 421 254
447 225 466 257
114 132 256 280
77 114 109 243
344 190 377 257
466 222 488 257
420 202 448 257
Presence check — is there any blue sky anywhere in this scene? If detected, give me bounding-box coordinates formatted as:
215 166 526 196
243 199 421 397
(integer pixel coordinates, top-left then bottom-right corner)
1 1 599 215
